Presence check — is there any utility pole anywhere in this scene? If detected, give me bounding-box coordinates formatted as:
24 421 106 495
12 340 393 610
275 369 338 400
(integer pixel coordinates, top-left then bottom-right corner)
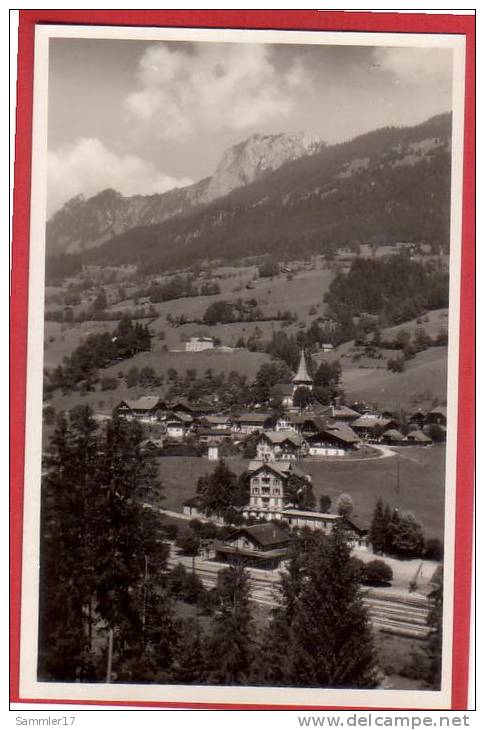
396 454 400 497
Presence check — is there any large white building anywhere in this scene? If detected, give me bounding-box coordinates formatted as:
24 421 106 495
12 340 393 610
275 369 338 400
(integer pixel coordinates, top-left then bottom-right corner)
185 336 215 352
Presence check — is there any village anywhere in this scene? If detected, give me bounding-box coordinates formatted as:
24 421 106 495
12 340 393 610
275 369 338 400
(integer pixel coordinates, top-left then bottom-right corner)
105 348 446 638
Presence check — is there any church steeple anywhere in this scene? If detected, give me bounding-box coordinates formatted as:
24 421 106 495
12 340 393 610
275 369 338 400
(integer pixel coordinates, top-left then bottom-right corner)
293 349 313 389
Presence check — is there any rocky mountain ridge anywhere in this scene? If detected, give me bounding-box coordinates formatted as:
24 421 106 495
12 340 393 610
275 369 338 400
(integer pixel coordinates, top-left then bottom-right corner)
46 131 323 256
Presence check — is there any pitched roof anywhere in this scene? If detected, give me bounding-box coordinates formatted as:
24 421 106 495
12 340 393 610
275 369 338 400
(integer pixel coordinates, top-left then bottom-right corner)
321 422 359 443
293 350 313 384
352 415 392 429
258 431 303 447
227 523 290 548
236 412 273 424
382 429 406 441
122 396 162 411
321 405 361 419
248 460 310 481
407 429 432 442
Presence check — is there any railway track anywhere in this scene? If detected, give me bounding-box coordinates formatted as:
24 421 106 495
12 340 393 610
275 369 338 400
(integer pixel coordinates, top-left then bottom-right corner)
168 555 431 639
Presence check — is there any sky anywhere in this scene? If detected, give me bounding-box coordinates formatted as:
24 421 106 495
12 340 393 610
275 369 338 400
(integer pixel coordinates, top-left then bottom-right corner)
47 37 453 216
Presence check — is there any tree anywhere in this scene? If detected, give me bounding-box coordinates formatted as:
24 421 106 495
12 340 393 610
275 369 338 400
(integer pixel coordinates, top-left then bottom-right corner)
336 493 354 519
390 510 425 558
286 474 316 510
176 529 200 557
288 527 378 688
207 564 254 684
369 497 387 554
293 386 313 409
426 569 443 689
319 494 332 514
253 361 293 404
170 619 208 684
197 459 239 517
363 559 393 586
258 256 279 278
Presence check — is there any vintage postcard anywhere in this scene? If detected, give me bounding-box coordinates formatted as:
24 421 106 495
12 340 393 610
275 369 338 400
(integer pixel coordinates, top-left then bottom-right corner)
10 10 475 711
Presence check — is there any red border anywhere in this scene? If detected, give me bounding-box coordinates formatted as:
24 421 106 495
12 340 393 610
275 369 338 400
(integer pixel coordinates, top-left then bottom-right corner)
10 9 475 711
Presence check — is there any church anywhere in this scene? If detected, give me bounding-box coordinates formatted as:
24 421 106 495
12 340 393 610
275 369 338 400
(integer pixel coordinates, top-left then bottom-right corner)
271 349 314 408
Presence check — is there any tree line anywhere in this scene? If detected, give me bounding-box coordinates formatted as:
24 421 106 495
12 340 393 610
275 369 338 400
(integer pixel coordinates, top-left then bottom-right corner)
45 316 151 394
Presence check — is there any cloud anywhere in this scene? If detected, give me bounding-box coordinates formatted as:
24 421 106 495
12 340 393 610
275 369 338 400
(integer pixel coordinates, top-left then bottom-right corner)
372 47 452 85
124 43 303 141
47 138 192 215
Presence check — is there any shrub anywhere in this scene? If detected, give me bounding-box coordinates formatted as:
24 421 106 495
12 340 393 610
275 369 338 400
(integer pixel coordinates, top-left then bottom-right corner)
363 559 393 586
423 538 444 561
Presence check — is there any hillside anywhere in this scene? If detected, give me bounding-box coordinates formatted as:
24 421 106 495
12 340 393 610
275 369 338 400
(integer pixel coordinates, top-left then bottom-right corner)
76 113 452 275
46 131 322 256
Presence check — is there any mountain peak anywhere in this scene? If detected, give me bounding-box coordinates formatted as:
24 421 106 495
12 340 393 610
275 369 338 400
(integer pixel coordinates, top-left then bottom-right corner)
203 131 323 202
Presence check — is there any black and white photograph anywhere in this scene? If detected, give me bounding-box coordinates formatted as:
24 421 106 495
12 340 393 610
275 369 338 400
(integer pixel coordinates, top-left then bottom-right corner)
17 22 468 709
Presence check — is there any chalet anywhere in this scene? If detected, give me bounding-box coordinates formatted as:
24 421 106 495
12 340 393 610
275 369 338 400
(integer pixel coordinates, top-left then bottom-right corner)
321 343 334 353
275 413 327 436
232 413 274 435
165 411 193 439
426 407 447 428
169 399 213 418
282 510 367 545
306 423 359 456
196 427 233 445
255 431 306 462
406 429 432 445
203 415 233 431
352 415 396 441
244 460 311 520
380 429 407 445
114 396 165 423
409 410 427 430
185 336 215 352
319 404 360 423
213 523 290 570
183 496 204 519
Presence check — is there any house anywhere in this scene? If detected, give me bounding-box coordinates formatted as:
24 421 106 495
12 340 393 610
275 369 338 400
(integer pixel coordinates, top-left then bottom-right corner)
426 407 447 428
408 409 427 430
203 415 233 431
183 495 205 519
352 415 396 441
274 413 327 435
380 429 407 445
306 423 359 456
282 510 367 545
213 523 290 569
406 429 432 445
244 460 311 520
319 404 361 423
185 336 215 352
232 413 274 435
114 396 165 423
255 431 306 462
196 427 233 445
321 343 334 353
165 411 193 439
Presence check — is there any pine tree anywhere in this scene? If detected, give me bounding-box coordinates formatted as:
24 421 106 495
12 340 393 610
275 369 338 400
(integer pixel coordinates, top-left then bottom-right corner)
38 407 99 680
369 497 387 554
207 564 254 684
197 459 238 517
170 619 209 684
288 527 378 688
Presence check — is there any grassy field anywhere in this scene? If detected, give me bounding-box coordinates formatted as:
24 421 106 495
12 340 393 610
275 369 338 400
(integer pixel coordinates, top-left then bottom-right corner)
339 347 448 411
155 445 445 541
